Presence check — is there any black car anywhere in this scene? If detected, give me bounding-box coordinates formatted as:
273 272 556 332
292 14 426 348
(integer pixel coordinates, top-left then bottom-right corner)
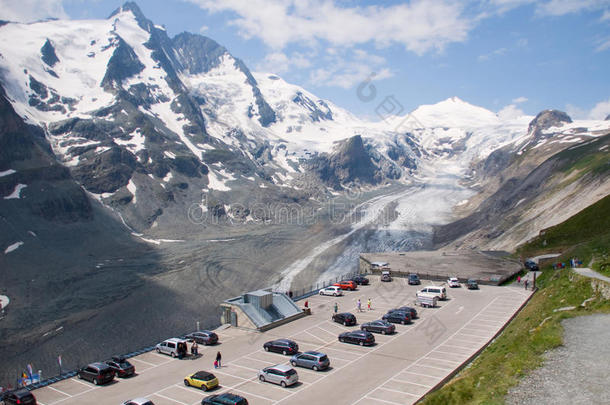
106 356 135 378
202 393 249 405
467 279 479 290
349 275 370 285
2 389 37 405
408 274 421 285
524 260 539 271
77 362 115 385
263 339 299 355
332 312 357 326
360 320 395 335
186 331 219 345
389 306 418 319
338 330 375 346
382 311 412 325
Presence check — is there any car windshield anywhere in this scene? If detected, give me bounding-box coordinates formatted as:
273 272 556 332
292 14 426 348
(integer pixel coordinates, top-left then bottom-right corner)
319 355 328 362
118 361 131 368
196 372 215 381
285 369 297 376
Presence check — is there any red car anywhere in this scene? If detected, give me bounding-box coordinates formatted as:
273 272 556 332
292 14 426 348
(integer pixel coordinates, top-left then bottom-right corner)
333 281 357 291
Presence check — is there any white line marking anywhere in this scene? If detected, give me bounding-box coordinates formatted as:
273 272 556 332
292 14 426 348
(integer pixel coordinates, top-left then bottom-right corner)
377 386 420 397
390 378 432 388
399 370 442 380
153 392 187 404
130 357 157 367
45 386 72 397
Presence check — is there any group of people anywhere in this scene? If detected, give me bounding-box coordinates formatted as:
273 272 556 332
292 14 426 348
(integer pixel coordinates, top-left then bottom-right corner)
180 341 222 368
334 298 372 314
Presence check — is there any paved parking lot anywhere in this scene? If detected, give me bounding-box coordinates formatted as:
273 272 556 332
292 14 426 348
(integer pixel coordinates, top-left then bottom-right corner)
31 276 532 405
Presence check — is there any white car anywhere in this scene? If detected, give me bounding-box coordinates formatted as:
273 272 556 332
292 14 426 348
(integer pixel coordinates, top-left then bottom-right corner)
447 277 460 288
417 286 447 300
258 364 299 387
122 398 155 405
319 286 343 296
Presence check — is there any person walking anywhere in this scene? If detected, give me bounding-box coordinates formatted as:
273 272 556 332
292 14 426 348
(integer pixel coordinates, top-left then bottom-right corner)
367 298 371 311
517 275 521 284
357 298 362 312
524 279 529 290
191 341 198 356
215 351 222 368
334 302 338 314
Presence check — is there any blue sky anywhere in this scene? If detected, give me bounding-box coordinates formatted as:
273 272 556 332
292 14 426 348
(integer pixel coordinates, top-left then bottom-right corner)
3 0 610 120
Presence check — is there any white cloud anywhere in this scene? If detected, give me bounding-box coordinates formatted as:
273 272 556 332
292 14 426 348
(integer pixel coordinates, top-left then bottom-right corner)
498 104 525 120
0 0 67 23
257 51 312 74
588 98 610 120
535 0 610 16
199 25 209 33
478 47 507 61
595 37 610 51
185 0 472 54
512 96 528 103
602 9 610 21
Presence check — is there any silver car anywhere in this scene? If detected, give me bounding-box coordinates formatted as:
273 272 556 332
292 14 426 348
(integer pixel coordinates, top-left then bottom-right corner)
290 351 330 371
258 364 299 387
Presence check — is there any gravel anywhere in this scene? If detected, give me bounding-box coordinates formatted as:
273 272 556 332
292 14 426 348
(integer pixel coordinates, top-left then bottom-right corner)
506 314 610 405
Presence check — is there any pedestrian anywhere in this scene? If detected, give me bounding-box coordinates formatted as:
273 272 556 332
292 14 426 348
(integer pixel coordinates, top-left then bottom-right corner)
334 302 338 314
517 275 521 283
524 279 529 290
191 341 198 356
304 300 308 309
215 351 222 368
357 298 362 312
289 291 293 299
367 298 371 311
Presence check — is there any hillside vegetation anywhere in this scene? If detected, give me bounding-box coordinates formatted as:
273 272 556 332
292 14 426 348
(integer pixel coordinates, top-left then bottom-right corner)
421 194 610 404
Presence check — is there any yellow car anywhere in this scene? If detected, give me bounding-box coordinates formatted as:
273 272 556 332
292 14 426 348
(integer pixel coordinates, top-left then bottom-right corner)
184 371 219 391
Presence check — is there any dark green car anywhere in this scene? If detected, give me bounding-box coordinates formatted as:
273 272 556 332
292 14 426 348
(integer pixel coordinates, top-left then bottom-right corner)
467 279 479 289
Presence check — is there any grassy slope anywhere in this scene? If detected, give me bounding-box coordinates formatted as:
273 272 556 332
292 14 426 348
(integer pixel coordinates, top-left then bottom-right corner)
421 194 610 405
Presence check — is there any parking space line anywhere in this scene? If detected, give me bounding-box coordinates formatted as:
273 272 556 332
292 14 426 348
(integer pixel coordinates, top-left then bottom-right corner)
46 386 72 397
304 330 328 343
412 363 452 371
130 357 157 367
433 348 468 356
390 378 432 388
357 395 404 405
448 337 478 345
400 370 442 380
227 363 260 372
70 378 94 388
457 332 489 339
377 386 420 397
228 387 276 402
424 356 461 364
438 344 474 351
154 392 188 404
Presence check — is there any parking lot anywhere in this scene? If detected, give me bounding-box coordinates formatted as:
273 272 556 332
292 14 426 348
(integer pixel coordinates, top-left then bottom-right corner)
31 276 532 405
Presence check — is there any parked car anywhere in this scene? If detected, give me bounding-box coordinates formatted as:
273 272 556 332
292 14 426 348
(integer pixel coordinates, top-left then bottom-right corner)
263 339 299 355
290 351 330 371
447 277 460 288
338 330 375 346
360 320 395 335
388 306 418 319
122 398 155 405
156 338 188 358
417 286 447 300
77 362 115 385
319 286 343 296
408 273 421 285
524 259 539 271
382 310 412 325
467 279 479 290
1 389 37 405
381 271 392 282
106 356 135 378
184 371 219 391
417 294 438 308
186 331 218 345
333 280 357 290
258 364 299 387
202 393 248 405
349 275 370 285
332 312 357 326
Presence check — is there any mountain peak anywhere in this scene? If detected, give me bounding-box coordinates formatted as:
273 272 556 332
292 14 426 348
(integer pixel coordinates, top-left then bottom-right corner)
528 109 572 134
109 2 153 32
411 97 499 128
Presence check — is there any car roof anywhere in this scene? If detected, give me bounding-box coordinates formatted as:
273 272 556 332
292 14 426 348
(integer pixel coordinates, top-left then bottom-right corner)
274 338 295 344
194 371 215 377
268 364 293 372
164 337 187 343
303 351 324 356
90 362 109 368
129 398 152 404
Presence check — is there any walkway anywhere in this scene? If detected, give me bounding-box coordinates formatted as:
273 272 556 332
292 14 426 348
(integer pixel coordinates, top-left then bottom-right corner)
573 267 610 283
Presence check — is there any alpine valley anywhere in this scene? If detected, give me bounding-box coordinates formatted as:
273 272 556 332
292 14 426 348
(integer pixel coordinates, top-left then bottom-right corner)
0 2 608 384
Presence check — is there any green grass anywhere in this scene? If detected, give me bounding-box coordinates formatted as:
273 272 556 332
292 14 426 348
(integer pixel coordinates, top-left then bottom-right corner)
421 269 610 405
421 193 610 404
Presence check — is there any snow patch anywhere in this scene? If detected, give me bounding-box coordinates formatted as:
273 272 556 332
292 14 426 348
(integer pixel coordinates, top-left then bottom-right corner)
0 169 16 177
4 241 24 254
127 179 137 204
4 184 27 199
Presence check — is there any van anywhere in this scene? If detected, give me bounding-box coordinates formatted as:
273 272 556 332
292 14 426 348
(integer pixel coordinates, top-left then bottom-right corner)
155 338 188 358
417 286 447 300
